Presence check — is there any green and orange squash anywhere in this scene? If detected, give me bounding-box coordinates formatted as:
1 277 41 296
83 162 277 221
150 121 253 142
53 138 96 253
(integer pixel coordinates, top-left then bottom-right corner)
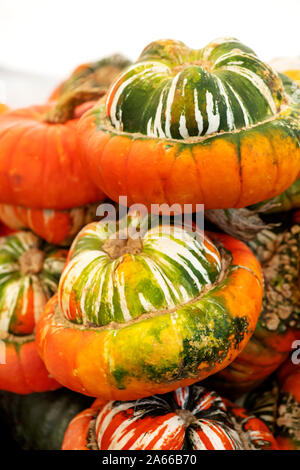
78 38 300 211
36 213 263 401
0 231 67 393
62 383 277 450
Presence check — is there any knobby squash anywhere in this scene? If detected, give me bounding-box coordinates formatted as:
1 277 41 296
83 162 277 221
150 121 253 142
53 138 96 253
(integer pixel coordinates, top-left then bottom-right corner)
206 223 300 396
78 38 300 211
36 213 263 400
62 384 277 450
0 231 67 393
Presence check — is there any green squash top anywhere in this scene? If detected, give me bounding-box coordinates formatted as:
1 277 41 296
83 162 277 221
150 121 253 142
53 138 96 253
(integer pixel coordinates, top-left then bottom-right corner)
58 214 222 327
106 37 286 139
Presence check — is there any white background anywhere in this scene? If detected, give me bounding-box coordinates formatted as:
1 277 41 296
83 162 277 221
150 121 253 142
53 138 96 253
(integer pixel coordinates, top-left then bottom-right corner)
1 0 300 106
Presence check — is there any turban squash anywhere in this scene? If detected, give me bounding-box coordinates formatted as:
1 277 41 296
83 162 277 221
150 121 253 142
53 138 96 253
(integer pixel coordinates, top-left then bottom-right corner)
0 388 93 450
0 231 67 393
62 384 277 450
78 38 300 212
36 213 263 400
245 358 300 450
206 221 300 396
0 56 130 245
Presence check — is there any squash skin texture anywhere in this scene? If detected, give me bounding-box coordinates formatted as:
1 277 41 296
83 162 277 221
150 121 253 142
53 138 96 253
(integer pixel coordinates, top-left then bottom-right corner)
36 231 263 401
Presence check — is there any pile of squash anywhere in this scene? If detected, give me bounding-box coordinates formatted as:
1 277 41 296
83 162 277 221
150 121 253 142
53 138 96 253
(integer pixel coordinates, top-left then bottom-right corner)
0 37 299 451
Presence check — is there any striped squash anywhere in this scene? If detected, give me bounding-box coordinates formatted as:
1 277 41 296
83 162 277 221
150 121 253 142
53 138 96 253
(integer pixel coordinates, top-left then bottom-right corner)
245 358 300 450
0 202 101 246
0 231 67 393
36 213 263 400
106 38 285 138
78 38 300 211
62 384 277 450
207 223 300 396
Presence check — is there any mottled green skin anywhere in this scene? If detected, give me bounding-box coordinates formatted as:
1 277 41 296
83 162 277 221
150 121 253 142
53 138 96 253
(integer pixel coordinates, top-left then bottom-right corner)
0 388 93 450
94 268 249 390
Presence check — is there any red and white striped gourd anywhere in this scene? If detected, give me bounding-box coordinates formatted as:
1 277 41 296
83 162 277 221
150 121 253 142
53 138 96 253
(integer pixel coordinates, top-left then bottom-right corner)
62 384 278 450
